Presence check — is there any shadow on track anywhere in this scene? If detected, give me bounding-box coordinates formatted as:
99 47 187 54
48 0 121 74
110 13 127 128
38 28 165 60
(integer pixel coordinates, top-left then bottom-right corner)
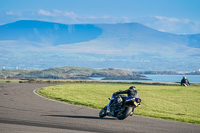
42 115 116 120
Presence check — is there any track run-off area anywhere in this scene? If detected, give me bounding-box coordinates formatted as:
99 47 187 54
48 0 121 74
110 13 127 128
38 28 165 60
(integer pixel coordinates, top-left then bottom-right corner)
0 83 200 133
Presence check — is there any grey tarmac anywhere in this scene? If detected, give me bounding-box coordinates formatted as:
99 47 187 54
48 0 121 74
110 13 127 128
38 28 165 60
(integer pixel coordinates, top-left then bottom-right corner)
0 83 199 133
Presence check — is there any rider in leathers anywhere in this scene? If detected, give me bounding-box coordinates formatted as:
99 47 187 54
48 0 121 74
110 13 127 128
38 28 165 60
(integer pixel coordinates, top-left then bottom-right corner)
106 86 140 116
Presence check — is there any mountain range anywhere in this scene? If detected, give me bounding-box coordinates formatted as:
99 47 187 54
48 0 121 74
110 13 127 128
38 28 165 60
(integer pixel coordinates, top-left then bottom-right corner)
0 20 200 71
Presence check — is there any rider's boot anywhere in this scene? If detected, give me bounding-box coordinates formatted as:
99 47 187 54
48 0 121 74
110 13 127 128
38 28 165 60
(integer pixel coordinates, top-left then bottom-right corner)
130 108 135 116
130 111 133 116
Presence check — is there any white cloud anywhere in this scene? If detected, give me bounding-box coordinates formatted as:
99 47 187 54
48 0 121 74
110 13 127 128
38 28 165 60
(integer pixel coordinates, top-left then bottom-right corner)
190 21 200 33
102 15 111 19
154 16 180 22
6 11 15 15
36 10 132 24
38 9 79 19
38 10 54 16
87 15 97 19
63 11 79 18
134 16 200 34
183 19 190 24
5 11 22 16
1 10 200 34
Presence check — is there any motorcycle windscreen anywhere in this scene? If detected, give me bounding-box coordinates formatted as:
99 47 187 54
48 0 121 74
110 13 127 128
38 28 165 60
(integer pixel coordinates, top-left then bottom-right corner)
134 90 139 98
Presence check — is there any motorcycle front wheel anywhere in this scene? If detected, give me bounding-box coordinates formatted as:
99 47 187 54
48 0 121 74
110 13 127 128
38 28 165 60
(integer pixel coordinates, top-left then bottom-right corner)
99 106 107 118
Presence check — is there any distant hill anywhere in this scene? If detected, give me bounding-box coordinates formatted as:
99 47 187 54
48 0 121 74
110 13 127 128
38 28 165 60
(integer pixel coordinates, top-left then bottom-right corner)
0 20 200 71
0 67 146 80
0 20 102 46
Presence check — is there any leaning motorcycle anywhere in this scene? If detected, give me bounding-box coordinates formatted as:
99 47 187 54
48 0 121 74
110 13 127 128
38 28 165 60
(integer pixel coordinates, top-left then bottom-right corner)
99 94 141 120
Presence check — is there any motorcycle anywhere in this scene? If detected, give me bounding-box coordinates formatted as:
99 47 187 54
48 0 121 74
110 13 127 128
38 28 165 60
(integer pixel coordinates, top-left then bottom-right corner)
99 94 141 120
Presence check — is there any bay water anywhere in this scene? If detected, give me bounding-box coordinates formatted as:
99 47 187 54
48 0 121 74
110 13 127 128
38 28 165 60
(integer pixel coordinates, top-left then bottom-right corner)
140 75 200 83
91 75 200 83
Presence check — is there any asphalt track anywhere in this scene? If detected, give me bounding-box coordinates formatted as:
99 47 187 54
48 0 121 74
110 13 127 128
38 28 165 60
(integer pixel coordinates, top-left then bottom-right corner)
0 83 200 133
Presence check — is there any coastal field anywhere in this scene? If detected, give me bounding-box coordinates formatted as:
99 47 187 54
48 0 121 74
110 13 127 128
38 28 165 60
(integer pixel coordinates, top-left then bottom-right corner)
37 83 200 124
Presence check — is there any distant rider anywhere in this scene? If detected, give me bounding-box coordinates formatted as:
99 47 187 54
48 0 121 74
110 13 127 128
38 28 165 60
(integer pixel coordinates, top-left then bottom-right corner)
106 86 140 116
181 76 190 86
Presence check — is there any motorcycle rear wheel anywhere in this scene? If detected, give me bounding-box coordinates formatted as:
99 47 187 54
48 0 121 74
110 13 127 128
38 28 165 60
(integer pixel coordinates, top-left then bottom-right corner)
117 107 132 120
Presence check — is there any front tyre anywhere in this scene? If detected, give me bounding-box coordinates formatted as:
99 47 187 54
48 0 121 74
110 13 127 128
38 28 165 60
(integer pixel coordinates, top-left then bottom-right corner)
117 107 132 120
99 106 107 118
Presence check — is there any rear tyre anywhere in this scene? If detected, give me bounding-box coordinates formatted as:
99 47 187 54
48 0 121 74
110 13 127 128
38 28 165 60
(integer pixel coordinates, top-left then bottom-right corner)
117 107 132 120
99 106 107 118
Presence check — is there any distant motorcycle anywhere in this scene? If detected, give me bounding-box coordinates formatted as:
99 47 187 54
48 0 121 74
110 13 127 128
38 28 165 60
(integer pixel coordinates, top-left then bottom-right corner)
99 94 141 120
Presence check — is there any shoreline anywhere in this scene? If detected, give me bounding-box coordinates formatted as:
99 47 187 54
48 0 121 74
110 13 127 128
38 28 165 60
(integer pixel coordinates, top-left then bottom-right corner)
1 79 200 86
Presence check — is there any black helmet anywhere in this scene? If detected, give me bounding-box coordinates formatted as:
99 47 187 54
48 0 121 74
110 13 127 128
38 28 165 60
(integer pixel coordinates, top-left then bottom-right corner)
129 86 136 91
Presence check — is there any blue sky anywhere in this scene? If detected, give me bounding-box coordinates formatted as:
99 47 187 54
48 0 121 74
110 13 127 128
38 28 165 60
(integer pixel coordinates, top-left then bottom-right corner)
1 0 200 34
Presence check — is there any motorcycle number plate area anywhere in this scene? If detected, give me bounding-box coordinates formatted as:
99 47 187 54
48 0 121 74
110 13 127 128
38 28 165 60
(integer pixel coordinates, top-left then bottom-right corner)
134 101 138 106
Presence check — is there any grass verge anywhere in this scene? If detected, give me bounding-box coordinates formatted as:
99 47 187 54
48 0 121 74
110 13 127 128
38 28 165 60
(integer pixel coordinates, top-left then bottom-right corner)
37 83 200 124
0 79 28 83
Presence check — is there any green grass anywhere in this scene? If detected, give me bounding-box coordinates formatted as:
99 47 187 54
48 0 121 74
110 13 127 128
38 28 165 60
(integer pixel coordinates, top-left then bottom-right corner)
0 79 27 83
37 83 200 124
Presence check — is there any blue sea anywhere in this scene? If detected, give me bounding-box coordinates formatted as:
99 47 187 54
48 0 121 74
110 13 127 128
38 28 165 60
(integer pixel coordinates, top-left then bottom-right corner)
90 75 200 83
138 75 200 83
